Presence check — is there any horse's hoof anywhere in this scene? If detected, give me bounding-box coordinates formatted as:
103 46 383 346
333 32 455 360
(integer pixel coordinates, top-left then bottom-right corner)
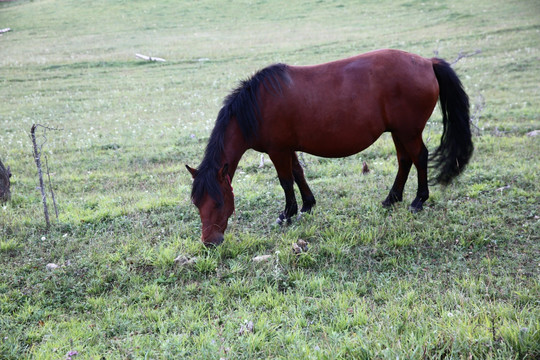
276 213 292 225
300 205 314 214
409 198 425 213
382 200 397 209
382 193 402 208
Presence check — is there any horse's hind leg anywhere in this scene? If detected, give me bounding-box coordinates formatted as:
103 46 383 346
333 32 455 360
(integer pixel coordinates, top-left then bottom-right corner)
268 151 298 224
408 140 429 213
383 134 413 207
292 152 316 214
384 133 429 212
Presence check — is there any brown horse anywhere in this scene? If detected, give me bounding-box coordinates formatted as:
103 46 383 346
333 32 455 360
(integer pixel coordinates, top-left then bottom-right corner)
186 49 473 246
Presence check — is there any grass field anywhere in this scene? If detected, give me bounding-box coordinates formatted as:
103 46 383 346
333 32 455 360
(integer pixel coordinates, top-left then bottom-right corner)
1 0 539 358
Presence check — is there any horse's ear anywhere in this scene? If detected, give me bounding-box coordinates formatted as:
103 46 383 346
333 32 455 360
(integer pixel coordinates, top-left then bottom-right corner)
218 163 229 181
185 165 198 178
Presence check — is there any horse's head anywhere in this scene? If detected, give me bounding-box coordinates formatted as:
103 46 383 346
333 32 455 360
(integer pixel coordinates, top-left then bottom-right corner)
186 163 234 246
0 164 11 203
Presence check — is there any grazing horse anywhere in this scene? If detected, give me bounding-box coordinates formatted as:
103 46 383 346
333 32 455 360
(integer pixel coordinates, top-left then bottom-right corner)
186 49 473 246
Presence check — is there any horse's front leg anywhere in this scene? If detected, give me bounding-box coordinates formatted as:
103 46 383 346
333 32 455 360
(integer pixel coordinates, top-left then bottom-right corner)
269 151 298 225
277 178 297 224
292 152 316 214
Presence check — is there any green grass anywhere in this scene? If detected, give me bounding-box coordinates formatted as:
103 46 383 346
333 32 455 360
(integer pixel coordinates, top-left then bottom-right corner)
1 0 539 359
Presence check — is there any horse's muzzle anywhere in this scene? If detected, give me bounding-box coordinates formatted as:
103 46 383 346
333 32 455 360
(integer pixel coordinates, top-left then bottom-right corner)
202 233 224 247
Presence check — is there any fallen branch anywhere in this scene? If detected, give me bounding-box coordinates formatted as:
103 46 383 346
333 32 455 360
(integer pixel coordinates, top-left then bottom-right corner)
450 49 482 65
135 53 166 62
433 48 482 65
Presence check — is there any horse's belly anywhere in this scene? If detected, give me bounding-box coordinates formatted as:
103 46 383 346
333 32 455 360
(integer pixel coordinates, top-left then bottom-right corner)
259 102 387 157
297 127 383 158
284 87 387 157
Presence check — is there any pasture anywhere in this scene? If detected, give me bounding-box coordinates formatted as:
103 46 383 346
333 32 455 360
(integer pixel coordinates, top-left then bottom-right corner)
1 0 539 358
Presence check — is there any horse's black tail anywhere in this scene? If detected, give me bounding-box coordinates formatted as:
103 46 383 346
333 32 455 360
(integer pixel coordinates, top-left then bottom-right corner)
430 58 474 185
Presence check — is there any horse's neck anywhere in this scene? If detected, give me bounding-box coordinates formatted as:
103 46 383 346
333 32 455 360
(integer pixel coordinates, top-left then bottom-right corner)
222 120 250 180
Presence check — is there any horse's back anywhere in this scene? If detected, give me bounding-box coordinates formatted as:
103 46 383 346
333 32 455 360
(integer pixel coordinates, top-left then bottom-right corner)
256 50 439 157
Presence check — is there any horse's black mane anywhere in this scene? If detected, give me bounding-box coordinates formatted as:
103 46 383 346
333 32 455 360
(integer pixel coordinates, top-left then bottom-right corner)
191 63 290 207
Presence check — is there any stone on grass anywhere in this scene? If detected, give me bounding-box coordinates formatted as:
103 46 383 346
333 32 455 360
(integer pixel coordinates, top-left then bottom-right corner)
46 263 60 270
174 255 197 266
252 255 272 263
